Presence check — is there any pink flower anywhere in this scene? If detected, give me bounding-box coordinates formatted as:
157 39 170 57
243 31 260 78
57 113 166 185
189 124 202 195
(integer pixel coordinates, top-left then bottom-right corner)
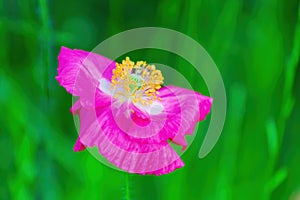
56 46 212 175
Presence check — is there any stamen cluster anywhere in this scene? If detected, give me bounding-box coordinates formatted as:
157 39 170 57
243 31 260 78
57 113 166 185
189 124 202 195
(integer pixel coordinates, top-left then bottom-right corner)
111 57 164 105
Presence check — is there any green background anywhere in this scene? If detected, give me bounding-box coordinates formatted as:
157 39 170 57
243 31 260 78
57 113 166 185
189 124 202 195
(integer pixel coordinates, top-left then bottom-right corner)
0 0 300 199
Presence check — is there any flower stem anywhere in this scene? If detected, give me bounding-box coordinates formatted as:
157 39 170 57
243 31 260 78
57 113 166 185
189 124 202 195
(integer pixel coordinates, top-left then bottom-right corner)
124 173 131 200
38 0 53 105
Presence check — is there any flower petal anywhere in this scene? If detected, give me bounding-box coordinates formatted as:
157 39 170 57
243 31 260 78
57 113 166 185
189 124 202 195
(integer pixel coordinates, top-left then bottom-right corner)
73 137 86 152
157 85 213 149
115 85 212 149
71 84 211 175
134 101 164 115
56 47 115 108
99 78 113 96
75 89 184 175
58 47 213 175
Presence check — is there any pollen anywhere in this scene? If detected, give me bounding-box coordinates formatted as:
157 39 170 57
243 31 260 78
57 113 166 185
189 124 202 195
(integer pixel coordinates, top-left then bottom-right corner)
111 57 164 105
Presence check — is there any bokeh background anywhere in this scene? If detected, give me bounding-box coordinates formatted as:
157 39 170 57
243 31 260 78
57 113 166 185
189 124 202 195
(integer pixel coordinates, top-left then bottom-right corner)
1 0 300 199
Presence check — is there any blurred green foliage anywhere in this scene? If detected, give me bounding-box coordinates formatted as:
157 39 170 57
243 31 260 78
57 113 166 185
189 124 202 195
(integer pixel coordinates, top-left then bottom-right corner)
0 0 300 199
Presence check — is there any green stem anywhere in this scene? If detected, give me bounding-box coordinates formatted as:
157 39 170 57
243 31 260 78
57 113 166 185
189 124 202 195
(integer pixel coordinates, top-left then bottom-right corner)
38 0 52 105
124 173 131 200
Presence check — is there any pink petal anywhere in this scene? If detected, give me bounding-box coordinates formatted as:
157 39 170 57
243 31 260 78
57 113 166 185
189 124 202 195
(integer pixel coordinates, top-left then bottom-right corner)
56 46 115 108
77 89 184 175
112 85 212 150
157 86 213 149
74 85 211 175
70 99 81 114
73 137 86 151
57 47 212 175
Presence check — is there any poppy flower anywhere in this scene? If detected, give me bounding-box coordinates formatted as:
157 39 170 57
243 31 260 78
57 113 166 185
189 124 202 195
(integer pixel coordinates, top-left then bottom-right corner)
56 46 212 175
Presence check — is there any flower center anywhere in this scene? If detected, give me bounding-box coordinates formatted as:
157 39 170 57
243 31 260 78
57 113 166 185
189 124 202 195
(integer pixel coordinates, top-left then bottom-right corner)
111 57 164 105
129 74 142 92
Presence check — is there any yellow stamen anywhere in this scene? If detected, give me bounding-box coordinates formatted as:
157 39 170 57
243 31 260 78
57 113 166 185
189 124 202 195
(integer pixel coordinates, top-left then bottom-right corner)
111 57 164 105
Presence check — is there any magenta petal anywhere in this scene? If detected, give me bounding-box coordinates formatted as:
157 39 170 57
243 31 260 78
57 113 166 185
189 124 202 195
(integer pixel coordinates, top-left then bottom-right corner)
197 93 213 121
74 86 211 175
73 137 86 152
56 47 115 108
157 86 213 149
57 47 213 175
120 86 212 148
171 133 188 151
70 99 81 114
56 47 91 95
74 89 184 175
141 159 184 176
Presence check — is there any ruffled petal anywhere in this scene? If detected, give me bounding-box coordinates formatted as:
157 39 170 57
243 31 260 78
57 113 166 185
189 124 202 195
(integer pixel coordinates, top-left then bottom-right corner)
58 47 212 175
101 85 212 150
157 86 213 149
56 46 115 108
71 84 211 175
73 137 86 152
75 89 183 175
